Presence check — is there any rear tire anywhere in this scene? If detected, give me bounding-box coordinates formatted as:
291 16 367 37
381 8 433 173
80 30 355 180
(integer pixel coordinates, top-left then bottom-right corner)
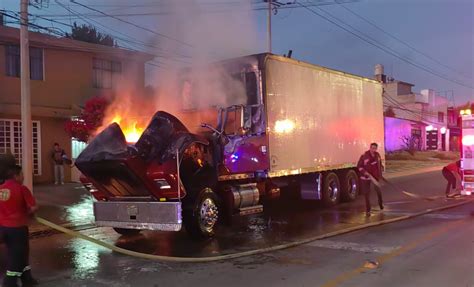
183 188 219 239
341 170 359 202
322 172 341 207
113 228 141 236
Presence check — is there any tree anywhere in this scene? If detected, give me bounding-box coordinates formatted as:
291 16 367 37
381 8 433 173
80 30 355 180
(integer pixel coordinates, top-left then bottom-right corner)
65 96 109 143
400 134 420 155
65 22 116 47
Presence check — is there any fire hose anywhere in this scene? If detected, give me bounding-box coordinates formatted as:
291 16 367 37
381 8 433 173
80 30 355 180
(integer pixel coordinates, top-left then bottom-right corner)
34 196 473 263
367 174 444 201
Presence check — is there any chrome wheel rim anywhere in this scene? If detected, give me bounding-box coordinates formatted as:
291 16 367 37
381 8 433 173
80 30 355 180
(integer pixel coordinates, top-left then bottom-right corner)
349 178 358 196
328 180 339 202
199 198 218 232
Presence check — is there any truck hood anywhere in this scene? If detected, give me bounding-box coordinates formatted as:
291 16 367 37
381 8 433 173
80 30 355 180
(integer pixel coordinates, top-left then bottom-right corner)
76 111 208 166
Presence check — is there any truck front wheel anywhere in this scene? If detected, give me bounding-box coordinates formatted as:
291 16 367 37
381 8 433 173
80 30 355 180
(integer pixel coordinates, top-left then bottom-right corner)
322 172 341 207
183 188 219 239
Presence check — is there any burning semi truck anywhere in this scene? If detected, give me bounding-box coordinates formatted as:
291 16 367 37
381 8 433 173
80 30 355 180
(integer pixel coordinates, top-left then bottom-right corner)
76 53 384 239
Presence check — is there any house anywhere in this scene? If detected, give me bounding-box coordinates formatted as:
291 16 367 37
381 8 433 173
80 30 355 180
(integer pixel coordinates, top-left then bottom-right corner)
447 107 461 151
375 64 449 152
0 25 154 183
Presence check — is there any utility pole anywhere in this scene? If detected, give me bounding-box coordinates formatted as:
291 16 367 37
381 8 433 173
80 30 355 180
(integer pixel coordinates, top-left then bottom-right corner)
267 0 272 53
20 0 33 191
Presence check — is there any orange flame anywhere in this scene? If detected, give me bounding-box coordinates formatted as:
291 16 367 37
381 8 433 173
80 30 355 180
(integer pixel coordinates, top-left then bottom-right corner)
110 115 144 143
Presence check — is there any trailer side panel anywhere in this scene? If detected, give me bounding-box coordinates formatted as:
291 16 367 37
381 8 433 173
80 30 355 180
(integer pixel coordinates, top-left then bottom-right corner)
265 56 384 177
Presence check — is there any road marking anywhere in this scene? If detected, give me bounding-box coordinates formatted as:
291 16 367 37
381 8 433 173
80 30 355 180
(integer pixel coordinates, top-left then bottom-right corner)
385 200 414 205
305 240 399 254
384 211 468 220
320 218 466 287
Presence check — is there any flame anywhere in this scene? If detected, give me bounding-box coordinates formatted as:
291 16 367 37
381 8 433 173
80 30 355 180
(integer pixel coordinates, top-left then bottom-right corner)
123 122 144 143
110 114 144 143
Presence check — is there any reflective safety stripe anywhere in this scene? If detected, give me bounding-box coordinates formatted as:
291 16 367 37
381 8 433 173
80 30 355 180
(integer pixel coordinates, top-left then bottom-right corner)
23 266 31 272
6 270 22 277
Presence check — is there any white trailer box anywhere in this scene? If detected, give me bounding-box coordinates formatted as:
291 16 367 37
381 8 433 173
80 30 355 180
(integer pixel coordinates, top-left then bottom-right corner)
264 55 384 177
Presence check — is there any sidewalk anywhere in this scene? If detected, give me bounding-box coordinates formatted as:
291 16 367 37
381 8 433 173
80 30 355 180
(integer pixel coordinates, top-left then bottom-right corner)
26 160 449 237
384 159 448 179
29 183 95 237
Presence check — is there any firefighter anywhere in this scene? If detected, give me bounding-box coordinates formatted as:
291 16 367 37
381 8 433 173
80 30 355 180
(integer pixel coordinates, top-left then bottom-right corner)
357 143 384 216
0 165 38 287
442 160 461 198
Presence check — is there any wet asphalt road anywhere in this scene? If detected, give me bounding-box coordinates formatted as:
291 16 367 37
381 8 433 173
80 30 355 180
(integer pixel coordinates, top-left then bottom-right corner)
1 170 473 286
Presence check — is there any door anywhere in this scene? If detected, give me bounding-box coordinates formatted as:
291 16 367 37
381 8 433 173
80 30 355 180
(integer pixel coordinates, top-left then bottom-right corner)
426 130 438 150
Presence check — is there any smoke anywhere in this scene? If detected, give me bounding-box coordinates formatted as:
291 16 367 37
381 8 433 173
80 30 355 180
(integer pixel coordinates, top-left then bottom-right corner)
99 0 263 136
149 0 262 123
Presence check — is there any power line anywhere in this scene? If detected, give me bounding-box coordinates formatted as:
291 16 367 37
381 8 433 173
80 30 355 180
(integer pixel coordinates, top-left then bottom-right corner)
382 91 449 125
2 11 68 37
69 0 194 49
44 4 192 64
313 5 448 79
46 1 263 9
4 8 190 67
333 0 472 81
314 3 473 90
31 1 360 19
296 1 474 90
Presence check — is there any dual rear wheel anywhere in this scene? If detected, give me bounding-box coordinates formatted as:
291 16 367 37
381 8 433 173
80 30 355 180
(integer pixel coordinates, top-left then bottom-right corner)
321 169 359 207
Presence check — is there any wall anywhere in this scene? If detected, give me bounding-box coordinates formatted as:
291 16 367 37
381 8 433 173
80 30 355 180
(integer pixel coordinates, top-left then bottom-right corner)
0 43 148 183
384 117 413 152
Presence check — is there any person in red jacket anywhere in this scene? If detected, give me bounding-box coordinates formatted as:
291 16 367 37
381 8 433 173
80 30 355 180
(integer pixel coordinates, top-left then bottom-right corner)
442 160 461 198
357 143 384 216
0 165 38 287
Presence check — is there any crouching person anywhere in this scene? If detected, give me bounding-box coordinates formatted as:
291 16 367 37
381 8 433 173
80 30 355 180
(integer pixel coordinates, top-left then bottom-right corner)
442 160 461 197
0 165 38 287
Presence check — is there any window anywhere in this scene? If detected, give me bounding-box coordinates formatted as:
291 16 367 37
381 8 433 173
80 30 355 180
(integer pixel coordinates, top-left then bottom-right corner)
438 112 445 123
5 45 20 77
93 58 121 89
231 72 259 105
30 47 44 80
5 45 44 80
411 128 421 136
245 72 258 105
0 119 41 176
